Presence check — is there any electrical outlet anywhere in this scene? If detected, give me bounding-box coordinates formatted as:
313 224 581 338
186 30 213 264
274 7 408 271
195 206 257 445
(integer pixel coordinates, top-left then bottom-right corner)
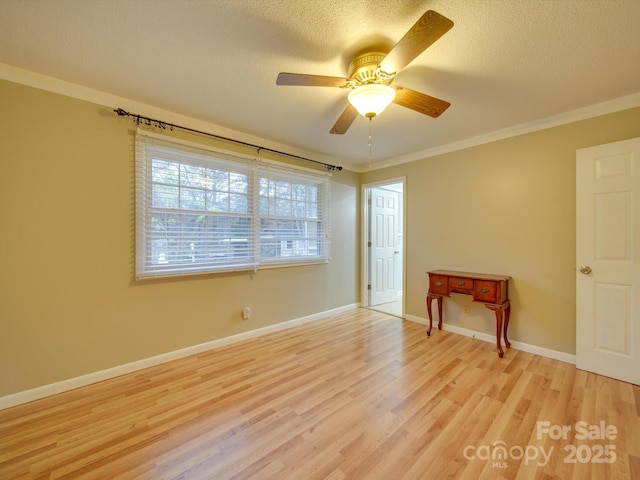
242 307 251 320
463 306 470 316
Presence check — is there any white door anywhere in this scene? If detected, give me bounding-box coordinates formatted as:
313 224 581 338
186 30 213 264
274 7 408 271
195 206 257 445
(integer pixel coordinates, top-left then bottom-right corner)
576 137 640 385
370 187 400 306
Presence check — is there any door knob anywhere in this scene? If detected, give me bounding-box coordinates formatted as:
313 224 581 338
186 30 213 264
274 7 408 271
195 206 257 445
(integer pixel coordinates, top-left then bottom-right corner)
579 265 592 275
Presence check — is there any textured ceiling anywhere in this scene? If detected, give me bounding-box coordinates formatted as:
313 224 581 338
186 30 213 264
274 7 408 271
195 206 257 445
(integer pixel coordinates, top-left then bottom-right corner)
1 0 639 171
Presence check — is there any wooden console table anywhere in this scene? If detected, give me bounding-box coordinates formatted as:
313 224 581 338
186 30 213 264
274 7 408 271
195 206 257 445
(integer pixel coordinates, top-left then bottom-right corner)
426 270 512 358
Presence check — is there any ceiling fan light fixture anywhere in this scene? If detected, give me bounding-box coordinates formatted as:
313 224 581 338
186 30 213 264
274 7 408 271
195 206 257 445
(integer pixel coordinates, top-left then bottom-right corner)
348 84 396 118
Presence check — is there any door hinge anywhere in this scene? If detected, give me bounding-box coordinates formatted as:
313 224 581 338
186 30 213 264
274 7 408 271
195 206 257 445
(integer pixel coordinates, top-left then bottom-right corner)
367 284 371 290
368 241 371 247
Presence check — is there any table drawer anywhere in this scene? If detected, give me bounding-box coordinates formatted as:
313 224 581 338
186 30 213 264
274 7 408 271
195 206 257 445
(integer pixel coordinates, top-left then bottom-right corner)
429 275 449 295
449 276 473 292
474 280 498 303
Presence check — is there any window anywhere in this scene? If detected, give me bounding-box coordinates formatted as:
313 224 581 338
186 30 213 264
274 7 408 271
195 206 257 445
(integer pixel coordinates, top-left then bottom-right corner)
135 131 330 278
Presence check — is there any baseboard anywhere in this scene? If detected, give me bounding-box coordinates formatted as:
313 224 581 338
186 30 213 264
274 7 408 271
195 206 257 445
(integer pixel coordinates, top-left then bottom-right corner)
0 303 359 411
404 314 576 365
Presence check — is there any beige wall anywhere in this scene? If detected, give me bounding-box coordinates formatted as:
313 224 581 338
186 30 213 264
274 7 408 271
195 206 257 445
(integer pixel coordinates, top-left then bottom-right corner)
0 79 360 396
361 107 640 355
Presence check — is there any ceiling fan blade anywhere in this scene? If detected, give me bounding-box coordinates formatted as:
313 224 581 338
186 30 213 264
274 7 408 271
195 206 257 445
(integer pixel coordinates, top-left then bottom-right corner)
393 86 450 118
379 10 453 75
277 72 349 87
330 104 359 134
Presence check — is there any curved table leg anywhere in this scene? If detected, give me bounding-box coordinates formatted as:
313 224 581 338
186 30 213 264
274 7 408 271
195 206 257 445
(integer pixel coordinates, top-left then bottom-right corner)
503 302 511 349
426 294 443 336
486 304 506 358
426 295 433 336
494 308 504 358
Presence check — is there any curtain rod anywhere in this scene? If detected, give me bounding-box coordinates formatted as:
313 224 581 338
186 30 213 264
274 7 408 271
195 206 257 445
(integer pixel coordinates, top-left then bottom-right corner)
113 108 342 171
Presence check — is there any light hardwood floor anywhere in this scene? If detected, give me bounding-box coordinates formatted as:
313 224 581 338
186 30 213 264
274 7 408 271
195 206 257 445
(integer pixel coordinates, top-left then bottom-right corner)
1 308 639 479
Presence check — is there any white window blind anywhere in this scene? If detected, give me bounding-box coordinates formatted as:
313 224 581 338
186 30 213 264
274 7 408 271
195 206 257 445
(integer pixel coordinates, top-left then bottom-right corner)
135 131 331 278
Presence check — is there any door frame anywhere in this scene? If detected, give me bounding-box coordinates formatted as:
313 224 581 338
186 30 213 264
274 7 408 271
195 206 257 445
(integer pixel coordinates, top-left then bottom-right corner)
361 177 406 317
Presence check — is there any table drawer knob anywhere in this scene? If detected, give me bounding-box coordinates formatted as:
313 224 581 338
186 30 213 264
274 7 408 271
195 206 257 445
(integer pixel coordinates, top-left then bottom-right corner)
456 280 465 286
435 281 444 286
480 288 490 294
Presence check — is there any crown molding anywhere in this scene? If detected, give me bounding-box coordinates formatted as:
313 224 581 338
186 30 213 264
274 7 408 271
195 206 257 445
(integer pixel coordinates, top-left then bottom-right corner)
3 62 638 175
0 62 356 171
359 91 640 172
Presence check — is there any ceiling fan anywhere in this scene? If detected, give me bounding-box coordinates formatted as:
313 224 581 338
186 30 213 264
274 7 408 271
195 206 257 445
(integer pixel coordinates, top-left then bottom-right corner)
276 9 454 134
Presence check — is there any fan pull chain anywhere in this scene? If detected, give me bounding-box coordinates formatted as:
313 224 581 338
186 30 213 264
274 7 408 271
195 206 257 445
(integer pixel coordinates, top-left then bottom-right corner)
368 116 373 168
